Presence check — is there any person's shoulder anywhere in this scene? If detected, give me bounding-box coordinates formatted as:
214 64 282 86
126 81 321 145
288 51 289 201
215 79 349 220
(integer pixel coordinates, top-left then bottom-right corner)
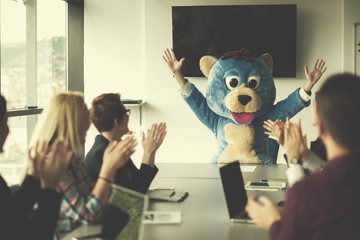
85 135 108 160
290 160 344 196
289 169 324 196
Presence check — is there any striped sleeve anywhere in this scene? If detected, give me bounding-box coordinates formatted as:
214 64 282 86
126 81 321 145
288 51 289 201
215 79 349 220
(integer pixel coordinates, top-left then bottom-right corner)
55 161 105 238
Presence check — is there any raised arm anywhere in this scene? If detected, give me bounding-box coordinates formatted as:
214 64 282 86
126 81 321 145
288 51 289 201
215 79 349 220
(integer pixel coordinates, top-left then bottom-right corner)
303 59 327 93
163 48 187 88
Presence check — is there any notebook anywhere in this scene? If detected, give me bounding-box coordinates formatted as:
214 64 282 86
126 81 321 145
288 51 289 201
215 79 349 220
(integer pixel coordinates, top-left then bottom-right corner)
219 161 254 223
109 184 149 240
72 204 130 240
72 185 148 240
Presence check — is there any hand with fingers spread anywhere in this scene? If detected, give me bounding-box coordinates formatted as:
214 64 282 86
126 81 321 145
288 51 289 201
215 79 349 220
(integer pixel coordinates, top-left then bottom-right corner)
163 48 187 87
163 48 185 74
142 122 167 167
303 59 327 93
264 119 286 146
245 195 281 229
99 137 137 181
284 118 310 162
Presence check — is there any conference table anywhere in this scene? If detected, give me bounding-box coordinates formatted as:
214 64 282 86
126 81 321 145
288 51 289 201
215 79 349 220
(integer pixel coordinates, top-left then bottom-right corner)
63 163 288 240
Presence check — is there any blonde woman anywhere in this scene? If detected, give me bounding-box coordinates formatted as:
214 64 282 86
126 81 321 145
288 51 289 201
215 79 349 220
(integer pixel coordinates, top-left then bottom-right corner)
0 94 72 240
28 92 137 238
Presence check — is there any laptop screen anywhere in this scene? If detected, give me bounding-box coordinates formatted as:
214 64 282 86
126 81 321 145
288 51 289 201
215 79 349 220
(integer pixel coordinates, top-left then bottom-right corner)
219 161 248 219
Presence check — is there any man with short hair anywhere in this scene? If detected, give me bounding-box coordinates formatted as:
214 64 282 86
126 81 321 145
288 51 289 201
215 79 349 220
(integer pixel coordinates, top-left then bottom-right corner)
246 73 360 240
85 93 167 194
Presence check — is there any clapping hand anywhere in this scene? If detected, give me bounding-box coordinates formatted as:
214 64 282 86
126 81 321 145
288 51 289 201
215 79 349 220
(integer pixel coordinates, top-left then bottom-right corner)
264 119 286 146
28 139 72 190
284 118 309 162
142 122 167 167
100 137 137 180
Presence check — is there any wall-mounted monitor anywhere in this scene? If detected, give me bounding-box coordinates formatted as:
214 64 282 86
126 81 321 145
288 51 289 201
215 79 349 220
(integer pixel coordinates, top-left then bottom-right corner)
172 5 297 77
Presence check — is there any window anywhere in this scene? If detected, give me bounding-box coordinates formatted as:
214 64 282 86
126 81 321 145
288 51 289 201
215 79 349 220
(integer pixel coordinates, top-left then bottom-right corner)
0 0 84 184
37 0 67 106
0 0 26 109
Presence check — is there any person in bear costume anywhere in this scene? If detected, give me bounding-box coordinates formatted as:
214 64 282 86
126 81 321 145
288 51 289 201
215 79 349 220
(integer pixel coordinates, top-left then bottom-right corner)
163 48 326 164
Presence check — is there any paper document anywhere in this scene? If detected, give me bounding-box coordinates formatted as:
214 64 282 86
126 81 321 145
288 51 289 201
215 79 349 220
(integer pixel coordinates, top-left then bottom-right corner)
143 211 182 224
240 165 257 172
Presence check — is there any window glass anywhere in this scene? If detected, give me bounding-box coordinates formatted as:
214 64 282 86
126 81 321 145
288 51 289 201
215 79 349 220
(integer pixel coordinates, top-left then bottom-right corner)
0 0 26 109
0 115 29 185
3 115 28 161
37 0 67 107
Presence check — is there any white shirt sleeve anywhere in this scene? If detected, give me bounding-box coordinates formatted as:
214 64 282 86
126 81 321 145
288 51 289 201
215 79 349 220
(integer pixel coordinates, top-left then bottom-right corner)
302 151 325 172
178 79 191 96
299 87 311 102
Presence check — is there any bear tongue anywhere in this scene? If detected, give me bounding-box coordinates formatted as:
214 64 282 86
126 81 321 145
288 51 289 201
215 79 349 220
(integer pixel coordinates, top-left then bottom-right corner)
231 112 255 124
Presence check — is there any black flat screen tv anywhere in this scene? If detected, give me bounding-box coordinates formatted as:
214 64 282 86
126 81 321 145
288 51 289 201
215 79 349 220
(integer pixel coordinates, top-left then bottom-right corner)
172 5 297 77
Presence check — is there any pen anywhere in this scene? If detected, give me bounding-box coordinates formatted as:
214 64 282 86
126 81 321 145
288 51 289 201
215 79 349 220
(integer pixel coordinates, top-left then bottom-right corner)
261 179 268 182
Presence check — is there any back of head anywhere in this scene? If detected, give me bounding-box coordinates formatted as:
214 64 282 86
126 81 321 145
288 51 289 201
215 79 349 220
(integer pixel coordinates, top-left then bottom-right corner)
315 73 360 153
90 93 126 132
30 91 88 157
0 95 6 122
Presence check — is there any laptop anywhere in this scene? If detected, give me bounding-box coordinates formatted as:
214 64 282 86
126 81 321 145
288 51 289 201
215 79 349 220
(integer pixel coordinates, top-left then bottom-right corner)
219 161 254 223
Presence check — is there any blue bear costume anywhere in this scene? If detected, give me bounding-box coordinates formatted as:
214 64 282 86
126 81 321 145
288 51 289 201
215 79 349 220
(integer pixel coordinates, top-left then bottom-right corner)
182 49 309 164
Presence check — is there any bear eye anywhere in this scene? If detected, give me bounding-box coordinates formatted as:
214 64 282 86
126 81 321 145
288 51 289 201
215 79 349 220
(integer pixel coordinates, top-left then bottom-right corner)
224 76 240 90
246 76 261 89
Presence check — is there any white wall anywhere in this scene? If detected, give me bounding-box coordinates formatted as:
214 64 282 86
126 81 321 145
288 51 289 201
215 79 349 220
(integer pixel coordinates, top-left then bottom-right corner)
84 0 357 165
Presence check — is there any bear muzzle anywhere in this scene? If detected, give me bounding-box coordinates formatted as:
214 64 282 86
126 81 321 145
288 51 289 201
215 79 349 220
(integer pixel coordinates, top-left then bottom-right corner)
238 95 252 106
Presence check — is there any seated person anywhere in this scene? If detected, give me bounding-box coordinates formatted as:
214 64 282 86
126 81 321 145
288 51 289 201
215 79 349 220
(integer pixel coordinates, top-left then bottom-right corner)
266 59 327 163
264 114 326 173
0 94 72 240
246 73 360 240
84 93 167 194
27 92 137 238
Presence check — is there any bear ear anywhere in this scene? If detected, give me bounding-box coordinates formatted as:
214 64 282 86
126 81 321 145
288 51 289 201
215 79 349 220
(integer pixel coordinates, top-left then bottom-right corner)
200 56 217 77
261 53 273 73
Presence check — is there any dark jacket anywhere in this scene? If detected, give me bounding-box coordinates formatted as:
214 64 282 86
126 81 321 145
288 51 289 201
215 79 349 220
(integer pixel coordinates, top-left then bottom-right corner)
270 153 360 240
84 134 158 194
0 175 61 240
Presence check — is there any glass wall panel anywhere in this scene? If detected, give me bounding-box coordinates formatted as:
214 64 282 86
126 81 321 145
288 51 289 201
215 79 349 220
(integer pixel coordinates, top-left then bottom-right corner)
0 0 26 109
0 115 30 185
37 0 67 106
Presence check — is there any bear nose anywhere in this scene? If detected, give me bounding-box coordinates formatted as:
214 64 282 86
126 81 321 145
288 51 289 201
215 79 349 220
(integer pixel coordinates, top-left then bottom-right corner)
238 95 252 105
